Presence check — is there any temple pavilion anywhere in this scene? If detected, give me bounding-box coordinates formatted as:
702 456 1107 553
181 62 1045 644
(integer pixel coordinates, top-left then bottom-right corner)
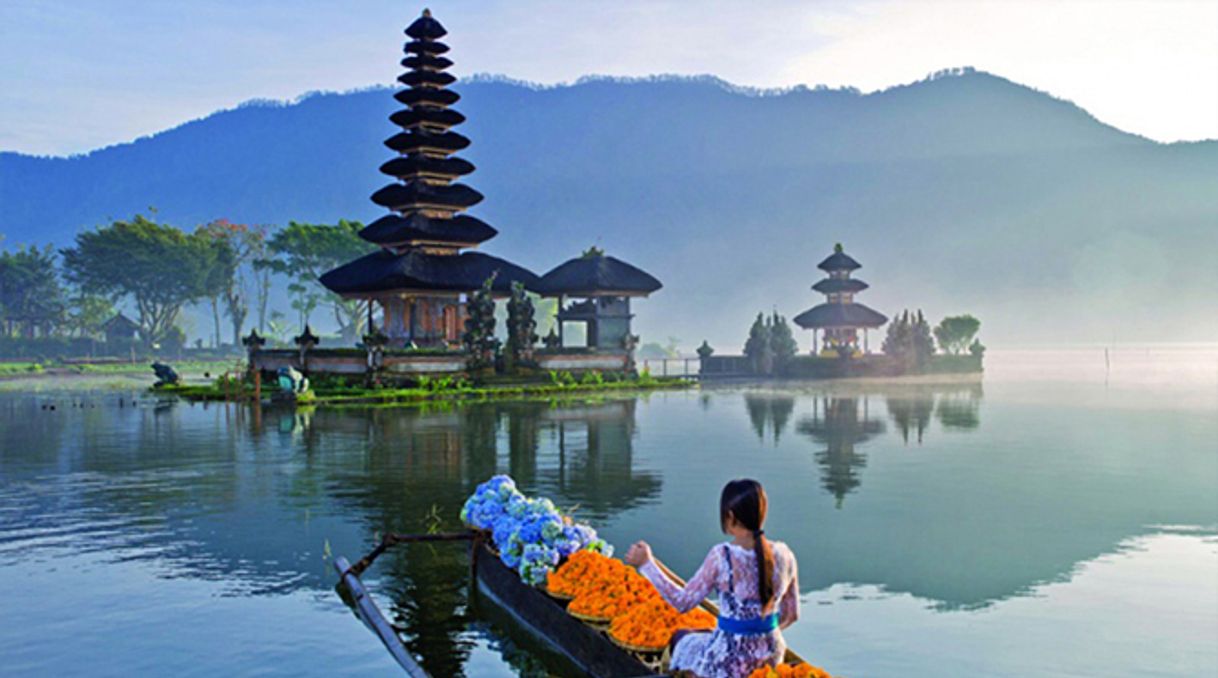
536 250 662 350
320 10 538 347
793 244 887 356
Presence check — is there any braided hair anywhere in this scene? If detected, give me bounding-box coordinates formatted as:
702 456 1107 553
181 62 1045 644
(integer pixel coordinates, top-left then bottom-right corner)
720 479 775 609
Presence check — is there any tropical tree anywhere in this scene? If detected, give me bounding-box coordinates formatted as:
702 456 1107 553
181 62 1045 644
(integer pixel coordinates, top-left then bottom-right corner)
769 311 799 372
200 219 267 346
932 315 981 355
262 220 373 342
287 282 321 330
883 309 935 370
197 229 236 348
61 214 213 346
882 310 910 359
463 275 499 371
65 292 115 339
504 281 537 370
912 310 935 362
743 312 773 375
0 245 66 337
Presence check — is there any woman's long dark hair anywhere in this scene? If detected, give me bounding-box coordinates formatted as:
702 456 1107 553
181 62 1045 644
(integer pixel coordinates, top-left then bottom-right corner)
720 479 775 609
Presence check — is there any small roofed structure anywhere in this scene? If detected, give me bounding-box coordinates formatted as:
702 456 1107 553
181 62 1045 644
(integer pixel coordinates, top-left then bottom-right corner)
103 313 140 344
793 244 887 356
536 248 661 351
319 9 537 347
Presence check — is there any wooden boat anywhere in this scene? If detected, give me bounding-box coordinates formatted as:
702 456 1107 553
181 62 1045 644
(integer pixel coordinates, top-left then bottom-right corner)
471 539 663 677
337 532 808 678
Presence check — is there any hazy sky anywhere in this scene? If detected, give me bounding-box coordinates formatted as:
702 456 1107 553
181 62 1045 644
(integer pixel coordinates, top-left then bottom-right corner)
2 0 1215 156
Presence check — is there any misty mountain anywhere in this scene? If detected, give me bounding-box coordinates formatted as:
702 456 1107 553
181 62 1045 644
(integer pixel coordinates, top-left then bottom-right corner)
2 70 1215 346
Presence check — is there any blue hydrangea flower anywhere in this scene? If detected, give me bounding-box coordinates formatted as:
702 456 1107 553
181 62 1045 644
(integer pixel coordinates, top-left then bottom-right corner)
462 475 614 580
540 519 564 544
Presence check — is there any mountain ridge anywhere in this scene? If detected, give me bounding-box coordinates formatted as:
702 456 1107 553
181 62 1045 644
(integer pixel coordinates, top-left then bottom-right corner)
1 69 1214 345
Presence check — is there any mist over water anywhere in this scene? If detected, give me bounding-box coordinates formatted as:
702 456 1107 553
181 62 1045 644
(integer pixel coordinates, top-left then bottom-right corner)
0 346 1214 676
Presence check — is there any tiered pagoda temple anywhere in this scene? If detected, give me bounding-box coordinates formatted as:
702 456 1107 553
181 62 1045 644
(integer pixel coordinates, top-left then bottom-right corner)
793 244 887 355
320 10 537 347
536 250 662 350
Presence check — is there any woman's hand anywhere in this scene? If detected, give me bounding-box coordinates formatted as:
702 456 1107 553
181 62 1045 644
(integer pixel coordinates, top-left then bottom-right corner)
624 540 653 567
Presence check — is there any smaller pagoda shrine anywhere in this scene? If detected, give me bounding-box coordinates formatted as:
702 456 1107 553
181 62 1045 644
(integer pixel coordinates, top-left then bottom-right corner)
535 249 662 351
793 244 887 356
319 10 537 347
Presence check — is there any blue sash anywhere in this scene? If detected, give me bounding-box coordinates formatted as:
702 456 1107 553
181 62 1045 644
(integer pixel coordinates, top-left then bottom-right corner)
717 613 779 635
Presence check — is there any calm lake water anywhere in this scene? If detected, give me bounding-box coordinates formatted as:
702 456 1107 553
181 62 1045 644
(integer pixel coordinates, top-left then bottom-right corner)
1 346 1215 677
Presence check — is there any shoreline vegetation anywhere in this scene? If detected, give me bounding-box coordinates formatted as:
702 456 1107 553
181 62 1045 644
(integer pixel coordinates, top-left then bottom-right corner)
155 369 694 406
0 358 240 380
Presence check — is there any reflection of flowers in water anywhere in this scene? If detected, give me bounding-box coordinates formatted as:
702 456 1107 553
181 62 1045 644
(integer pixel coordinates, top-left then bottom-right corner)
461 475 611 585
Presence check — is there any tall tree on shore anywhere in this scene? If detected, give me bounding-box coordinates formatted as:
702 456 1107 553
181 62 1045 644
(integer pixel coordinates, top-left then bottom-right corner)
61 214 212 346
743 312 773 375
883 309 936 370
463 275 499 371
933 315 981 355
504 281 538 370
200 219 267 346
197 230 236 348
0 245 66 338
262 220 373 342
769 311 799 373
65 292 114 340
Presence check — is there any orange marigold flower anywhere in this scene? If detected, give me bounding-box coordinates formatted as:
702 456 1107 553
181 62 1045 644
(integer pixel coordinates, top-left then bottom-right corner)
748 663 835 678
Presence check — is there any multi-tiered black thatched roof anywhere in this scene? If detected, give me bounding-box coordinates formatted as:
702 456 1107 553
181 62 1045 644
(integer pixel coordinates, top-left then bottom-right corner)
320 9 535 295
319 249 538 295
794 245 887 330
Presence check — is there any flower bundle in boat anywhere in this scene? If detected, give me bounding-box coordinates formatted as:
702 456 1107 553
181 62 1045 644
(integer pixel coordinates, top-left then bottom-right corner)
609 598 716 650
548 549 716 651
460 475 610 585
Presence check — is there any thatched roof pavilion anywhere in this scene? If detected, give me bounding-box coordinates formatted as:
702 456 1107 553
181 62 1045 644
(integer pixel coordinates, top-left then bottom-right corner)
536 253 662 298
536 250 662 350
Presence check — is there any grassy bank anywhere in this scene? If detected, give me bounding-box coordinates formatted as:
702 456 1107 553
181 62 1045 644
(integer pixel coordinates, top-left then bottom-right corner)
0 359 241 379
158 373 692 406
0 362 45 376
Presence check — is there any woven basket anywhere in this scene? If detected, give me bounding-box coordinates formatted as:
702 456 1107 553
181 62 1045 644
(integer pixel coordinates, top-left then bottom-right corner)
608 633 668 655
567 609 613 625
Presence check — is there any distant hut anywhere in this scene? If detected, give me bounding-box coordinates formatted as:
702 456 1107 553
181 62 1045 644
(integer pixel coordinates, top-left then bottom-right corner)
319 10 537 347
103 313 140 344
535 249 662 350
793 244 887 355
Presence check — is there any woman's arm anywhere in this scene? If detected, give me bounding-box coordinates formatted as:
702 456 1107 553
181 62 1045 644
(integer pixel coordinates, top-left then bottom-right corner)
636 546 720 614
778 550 800 629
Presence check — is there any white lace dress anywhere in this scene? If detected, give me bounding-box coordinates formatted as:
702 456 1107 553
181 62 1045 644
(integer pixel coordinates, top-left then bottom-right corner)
639 541 800 678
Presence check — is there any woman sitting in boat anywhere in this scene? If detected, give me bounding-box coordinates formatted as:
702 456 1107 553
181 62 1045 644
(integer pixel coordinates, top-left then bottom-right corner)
625 479 800 678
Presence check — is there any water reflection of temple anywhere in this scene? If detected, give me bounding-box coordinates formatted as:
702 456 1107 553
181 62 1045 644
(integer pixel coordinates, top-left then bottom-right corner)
885 383 984 443
295 397 656 673
797 397 885 507
745 394 796 444
534 399 661 519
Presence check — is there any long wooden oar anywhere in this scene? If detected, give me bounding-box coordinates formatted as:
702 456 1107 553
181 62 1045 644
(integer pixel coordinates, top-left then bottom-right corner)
650 555 808 666
335 556 431 678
